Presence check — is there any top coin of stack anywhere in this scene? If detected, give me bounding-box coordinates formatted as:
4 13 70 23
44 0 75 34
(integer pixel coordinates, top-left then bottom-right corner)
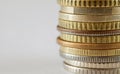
57 0 120 74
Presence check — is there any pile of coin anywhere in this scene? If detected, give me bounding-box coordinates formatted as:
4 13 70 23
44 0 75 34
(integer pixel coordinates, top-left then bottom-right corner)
57 0 120 74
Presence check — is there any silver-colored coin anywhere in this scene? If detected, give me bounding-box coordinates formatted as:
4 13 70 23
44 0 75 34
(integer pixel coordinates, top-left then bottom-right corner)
64 62 120 74
60 52 120 63
64 60 120 68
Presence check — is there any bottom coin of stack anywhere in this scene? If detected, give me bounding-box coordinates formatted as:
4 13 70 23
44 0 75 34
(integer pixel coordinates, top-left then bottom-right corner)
64 62 120 74
58 45 120 74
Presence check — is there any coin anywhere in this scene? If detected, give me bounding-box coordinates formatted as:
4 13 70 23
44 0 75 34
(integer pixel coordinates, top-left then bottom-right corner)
61 7 120 15
64 62 120 74
59 19 120 31
59 12 120 22
58 26 120 36
60 52 120 63
58 0 120 7
60 33 120 43
64 60 120 68
60 46 120 56
57 37 120 49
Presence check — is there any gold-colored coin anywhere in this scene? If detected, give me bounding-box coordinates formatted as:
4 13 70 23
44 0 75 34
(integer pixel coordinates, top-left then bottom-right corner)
61 7 120 15
58 0 120 7
57 37 120 49
59 19 120 31
58 26 120 36
60 46 120 56
59 12 120 22
60 33 120 43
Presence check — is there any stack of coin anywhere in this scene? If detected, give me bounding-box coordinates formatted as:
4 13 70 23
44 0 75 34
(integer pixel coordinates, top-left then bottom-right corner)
57 0 120 74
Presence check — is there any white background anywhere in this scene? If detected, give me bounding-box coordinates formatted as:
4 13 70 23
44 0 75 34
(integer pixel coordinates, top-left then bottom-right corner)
0 0 69 74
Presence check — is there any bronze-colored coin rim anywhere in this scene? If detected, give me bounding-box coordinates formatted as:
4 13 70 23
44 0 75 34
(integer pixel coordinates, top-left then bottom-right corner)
58 0 120 7
58 26 120 36
57 37 120 49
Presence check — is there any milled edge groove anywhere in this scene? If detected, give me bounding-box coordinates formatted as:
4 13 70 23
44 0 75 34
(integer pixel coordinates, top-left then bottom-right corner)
59 19 120 31
60 34 120 43
58 0 120 7
60 52 120 63
64 60 120 68
58 26 120 36
60 46 120 56
60 31 120 36
64 62 120 74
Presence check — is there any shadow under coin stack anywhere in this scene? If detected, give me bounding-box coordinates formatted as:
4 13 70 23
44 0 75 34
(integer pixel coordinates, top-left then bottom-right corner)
57 0 120 74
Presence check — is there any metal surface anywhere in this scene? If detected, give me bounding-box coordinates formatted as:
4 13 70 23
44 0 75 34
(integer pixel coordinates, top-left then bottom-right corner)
60 46 120 56
57 37 120 49
59 12 120 22
58 26 120 36
64 62 120 74
64 60 120 68
58 0 120 7
57 0 120 73
61 7 120 15
59 19 120 31
60 52 120 63
60 33 120 43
